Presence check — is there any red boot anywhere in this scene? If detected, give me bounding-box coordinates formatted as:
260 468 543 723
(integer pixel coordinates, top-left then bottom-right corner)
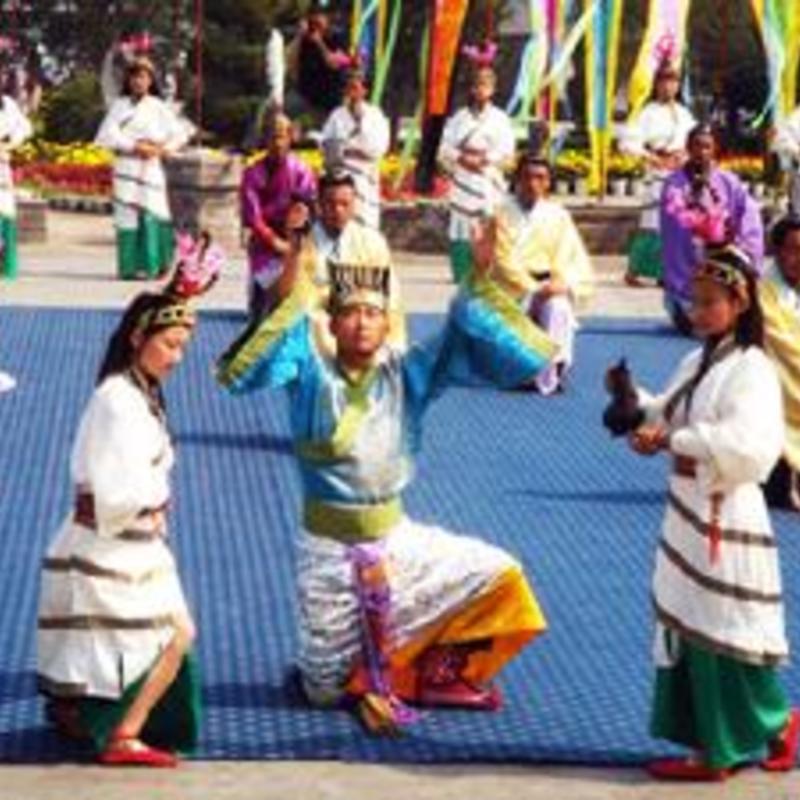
762 708 800 772
416 645 502 711
647 757 730 782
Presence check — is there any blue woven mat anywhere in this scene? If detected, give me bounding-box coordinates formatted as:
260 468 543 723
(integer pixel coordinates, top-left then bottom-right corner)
0 308 798 764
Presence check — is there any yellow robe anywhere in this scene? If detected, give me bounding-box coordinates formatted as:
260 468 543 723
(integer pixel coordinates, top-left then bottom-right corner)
492 197 594 307
759 264 800 470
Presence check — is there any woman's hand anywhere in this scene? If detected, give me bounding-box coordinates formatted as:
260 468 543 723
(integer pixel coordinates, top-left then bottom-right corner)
629 423 670 456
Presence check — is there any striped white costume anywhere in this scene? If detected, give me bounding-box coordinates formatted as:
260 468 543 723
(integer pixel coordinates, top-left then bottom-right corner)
321 102 390 229
638 339 788 668
0 94 32 220
439 104 515 241
38 374 189 700
95 94 188 232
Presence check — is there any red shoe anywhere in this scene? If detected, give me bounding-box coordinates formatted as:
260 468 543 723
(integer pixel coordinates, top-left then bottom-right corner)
762 708 800 771
99 737 178 768
624 272 646 288
418 679 503 711
416 643 502 711
647 757 730 781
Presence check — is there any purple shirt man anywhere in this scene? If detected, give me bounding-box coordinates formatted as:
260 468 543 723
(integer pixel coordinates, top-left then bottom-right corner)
240 114 317 316
659 125 764 333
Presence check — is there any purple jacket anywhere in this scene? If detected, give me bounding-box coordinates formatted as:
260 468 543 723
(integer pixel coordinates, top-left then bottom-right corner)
660 166 764 300
240 153 317 280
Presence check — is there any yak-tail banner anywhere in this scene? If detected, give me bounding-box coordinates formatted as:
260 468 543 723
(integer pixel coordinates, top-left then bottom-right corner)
627 0 692 121
584 0 623 195
750 0 800 125
425 0 471 117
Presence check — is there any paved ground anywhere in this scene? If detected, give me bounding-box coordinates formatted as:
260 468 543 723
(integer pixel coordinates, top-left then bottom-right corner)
2 211 798 799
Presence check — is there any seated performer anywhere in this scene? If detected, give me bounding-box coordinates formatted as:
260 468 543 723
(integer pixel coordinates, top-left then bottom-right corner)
216 220 553 733
760 215 800 510
660 123 764 335
303 169 406 351
320 59 390 229
490 154 594 395
439 55 515 284
240 111 317 319
36 244 219 766
770 103 800 214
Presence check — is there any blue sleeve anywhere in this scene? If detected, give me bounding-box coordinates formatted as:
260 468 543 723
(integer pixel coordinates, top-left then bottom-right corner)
215 290 313 394
403 276 556 417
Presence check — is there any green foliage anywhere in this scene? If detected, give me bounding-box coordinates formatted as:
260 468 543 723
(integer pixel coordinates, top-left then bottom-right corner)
39 72 104 144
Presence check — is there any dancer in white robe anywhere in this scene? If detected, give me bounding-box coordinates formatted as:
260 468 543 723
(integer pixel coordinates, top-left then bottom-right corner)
96 57 189 280
38 291 200 767
0 88 32 280
439 65 515 283
321 65 390 229
621 245 798 781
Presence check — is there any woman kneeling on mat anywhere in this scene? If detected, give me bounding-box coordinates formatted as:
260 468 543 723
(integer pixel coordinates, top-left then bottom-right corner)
37 290 201 767
616 245 798 781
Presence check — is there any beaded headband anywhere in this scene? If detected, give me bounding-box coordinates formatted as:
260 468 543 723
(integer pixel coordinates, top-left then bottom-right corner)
135 303 196 335
694 246 752 301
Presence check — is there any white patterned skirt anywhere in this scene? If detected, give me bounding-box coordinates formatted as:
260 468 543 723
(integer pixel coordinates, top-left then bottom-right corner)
37 518 190 700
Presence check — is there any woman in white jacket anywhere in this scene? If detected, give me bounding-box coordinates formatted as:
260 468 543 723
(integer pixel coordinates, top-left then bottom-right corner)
96 58 189 280
38 291 200 767
0 80 32 280
623 245 798 781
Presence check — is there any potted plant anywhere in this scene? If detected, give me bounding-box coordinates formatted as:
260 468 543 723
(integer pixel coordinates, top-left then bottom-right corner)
554 149 591 195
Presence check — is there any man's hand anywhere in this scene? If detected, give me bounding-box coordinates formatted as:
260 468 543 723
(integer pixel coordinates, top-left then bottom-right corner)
134 140 163 159
629 423 670 456
286 201 310 233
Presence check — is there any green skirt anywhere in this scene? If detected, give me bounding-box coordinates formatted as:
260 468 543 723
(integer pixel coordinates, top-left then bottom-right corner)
0 217 19 280
116 211 175 280
78 653 202 754
449 240 473 284
651 636 789 769
627 230 663 280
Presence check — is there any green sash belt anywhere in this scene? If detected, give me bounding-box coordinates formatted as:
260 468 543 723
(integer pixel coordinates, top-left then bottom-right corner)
303 497 403 543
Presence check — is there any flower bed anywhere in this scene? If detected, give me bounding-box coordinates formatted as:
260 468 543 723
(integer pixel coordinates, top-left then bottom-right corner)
13 141 112 198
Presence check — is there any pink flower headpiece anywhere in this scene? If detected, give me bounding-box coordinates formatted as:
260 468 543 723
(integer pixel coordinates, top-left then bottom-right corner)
165 231 225 299
119 32 153 55
654 33 679 78
462 40 498 69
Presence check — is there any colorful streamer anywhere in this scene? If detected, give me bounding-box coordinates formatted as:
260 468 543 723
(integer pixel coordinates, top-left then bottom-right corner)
584 0 623 194
506 1 550 119
506 0 594 128
627 0 692 120
371 0 402 105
